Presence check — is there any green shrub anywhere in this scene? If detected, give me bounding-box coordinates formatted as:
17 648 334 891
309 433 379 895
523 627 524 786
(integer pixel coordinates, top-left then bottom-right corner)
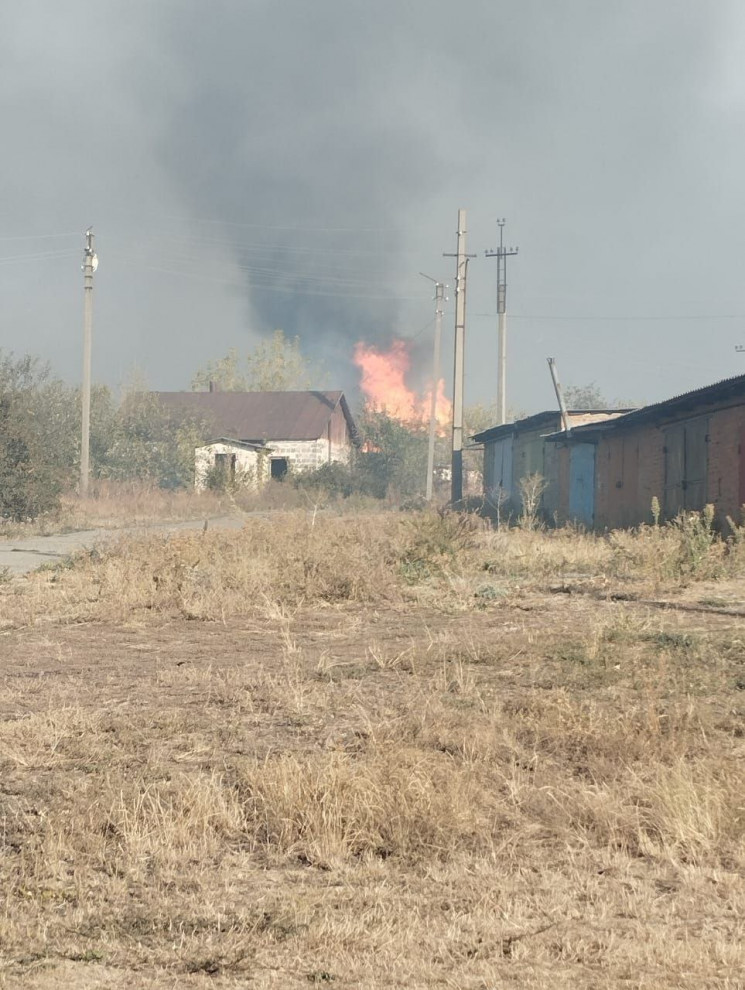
293 462 357 499
399 510 480 582
0 354 76 521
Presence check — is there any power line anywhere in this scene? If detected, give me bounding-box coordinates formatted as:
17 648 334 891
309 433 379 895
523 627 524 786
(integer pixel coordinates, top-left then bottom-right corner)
160 215 405 233
482 313 745 322
406 316 436 341
0 248 78 265
113 256 422 301
123 230 424 259
124 250 399 286
0 232 78 241
159 256 389 287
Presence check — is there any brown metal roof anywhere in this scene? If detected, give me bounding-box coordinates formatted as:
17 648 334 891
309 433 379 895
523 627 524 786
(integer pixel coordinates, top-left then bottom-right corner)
472 409 632 445
153 390 356 443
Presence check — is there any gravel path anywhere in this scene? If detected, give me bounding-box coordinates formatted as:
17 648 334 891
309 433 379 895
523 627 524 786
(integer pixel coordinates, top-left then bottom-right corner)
0 515 246 576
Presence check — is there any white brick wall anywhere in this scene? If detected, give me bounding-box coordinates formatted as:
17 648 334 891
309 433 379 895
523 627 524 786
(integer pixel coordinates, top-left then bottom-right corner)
195 436 353 490
195 442 265 491
266 438 352 474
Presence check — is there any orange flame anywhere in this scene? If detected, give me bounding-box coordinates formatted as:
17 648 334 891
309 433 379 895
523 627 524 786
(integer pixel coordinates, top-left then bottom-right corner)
353 340 452 432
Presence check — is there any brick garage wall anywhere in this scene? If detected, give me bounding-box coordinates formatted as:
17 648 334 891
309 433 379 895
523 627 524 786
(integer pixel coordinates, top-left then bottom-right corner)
595 428 661 530
558 429 663 530
594 436 612 529
707 404 745 525
633 402 745 527
634 425 664 524
557 399 745 531
593 404 745 530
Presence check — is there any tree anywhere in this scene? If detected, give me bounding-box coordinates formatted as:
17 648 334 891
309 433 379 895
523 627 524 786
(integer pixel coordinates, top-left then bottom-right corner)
355 407 431 500
0 395 64 520
0 350 223 518
562 382 608 410
191 330 320 392
562 383 639 411
0 352 75 519
87 385 119 477
464 403 499 438
100 386 210 489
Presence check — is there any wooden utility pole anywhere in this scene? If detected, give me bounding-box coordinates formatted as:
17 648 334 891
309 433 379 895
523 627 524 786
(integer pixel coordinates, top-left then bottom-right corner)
485 220 518 425
420 274 446 501
444 209 474 504
80 228 96 497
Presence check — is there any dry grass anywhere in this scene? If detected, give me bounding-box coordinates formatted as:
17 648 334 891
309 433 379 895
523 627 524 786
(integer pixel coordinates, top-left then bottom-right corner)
1 509 745 987
4 506 743 630
0 480 384 540
0 481 231 539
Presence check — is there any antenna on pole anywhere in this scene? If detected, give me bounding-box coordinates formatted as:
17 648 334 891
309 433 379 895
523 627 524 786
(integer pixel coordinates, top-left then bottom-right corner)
80 227 97 497
485 219 518 426
420 273 448 501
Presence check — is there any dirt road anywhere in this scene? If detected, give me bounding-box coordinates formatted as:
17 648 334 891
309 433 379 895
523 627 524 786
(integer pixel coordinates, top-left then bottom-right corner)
0 515 246 576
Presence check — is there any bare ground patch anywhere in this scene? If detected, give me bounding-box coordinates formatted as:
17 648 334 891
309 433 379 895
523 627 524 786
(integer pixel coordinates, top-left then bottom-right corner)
1 512 745 987
1 595 744 988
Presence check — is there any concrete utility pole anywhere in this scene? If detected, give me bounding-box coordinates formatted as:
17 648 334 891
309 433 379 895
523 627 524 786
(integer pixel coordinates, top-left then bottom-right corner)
485 220 518 425
420 274 447 501
444 209 475 504
80 228 97 497
547 357 571 434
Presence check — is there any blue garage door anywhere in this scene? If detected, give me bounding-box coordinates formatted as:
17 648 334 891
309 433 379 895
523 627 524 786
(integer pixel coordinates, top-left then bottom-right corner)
569 443 596 527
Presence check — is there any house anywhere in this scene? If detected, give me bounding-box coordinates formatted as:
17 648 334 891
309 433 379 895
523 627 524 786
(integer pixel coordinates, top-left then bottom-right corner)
546 373 745 530
153 390 359 489
472 409 630 518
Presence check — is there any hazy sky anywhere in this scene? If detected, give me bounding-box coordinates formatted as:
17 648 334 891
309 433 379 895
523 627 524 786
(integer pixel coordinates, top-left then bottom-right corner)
3 0 745 413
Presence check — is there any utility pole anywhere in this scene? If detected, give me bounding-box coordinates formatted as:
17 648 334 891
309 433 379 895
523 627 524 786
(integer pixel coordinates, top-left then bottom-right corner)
547 357 571 434
485 220 518 425
420 274 447 501
444 209 475 504
80 228 97 497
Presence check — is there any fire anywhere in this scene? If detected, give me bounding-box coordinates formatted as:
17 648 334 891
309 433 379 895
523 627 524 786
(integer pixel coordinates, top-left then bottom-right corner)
353 339 452 432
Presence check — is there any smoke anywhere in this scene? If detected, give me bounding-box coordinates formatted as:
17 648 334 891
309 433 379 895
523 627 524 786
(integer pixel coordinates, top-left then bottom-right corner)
137 1 450 370
2 1 745 408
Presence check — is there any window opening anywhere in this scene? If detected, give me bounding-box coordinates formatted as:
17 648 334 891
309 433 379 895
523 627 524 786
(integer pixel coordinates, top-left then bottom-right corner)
271 457 288 480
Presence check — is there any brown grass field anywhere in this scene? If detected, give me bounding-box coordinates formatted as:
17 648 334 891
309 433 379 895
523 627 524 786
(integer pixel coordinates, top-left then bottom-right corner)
1 507 744 988
0 479 328 540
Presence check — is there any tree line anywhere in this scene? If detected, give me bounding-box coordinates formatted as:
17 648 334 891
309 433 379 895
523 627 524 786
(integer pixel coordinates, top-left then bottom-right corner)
0 330 618 521
0 353 209 520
